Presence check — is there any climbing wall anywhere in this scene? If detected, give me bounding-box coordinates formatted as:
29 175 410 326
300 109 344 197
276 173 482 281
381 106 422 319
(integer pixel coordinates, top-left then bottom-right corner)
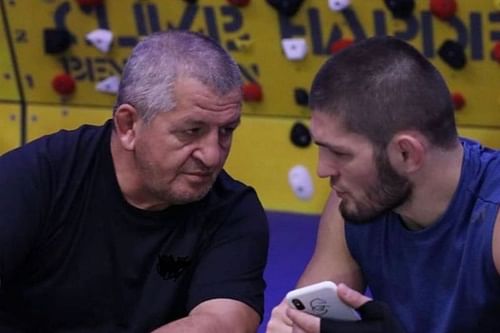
1 0 499 213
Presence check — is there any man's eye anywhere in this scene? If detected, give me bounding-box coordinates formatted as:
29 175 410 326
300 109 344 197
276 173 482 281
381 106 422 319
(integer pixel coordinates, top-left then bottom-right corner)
329 149 348 158
220 127 236 136
184 128 201 135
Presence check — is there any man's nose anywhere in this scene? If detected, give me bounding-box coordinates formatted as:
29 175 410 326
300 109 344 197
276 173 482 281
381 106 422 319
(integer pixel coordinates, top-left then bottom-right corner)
193 132 223 169
317 158 340 179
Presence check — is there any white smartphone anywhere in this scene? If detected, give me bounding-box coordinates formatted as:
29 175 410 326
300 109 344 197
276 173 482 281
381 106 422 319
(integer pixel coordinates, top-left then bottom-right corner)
285 281 361 321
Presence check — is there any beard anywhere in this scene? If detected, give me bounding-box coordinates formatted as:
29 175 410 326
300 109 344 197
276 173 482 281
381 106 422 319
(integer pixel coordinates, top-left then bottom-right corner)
144 167 217 207
134 150 218 209
340 148 412 224
148 176 214 206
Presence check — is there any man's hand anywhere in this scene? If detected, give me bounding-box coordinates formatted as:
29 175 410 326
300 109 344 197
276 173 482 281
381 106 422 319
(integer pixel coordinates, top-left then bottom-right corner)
286 309 320 333
337 282 372 308
267 284 368 333
266 299 294 333
284 283 406 333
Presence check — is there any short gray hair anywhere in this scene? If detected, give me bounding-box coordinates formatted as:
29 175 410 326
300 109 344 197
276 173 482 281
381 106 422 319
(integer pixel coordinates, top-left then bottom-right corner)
114 30 242 122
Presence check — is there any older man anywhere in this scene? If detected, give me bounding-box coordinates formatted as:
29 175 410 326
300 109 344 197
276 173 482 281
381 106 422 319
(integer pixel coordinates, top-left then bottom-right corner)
0 30 269 333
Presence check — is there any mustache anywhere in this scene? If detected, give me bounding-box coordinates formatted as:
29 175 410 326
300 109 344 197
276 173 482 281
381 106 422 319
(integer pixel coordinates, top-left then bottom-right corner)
182 161 217 175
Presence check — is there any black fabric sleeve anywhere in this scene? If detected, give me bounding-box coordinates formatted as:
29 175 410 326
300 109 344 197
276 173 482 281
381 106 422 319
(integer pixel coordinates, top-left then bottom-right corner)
320 301 406 333
185 188 269 319
0 146 48 290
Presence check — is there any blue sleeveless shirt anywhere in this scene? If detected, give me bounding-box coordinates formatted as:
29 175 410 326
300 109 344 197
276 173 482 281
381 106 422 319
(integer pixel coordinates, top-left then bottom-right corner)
345 139 500 333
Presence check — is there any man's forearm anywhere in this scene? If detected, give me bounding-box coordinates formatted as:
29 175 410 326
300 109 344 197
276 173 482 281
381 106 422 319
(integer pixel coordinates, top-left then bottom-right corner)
151 313 221 333
151 312 257 333
151 299 260 333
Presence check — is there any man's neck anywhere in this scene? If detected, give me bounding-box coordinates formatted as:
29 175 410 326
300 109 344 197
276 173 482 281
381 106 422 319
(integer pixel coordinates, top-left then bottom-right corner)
395 141 464 230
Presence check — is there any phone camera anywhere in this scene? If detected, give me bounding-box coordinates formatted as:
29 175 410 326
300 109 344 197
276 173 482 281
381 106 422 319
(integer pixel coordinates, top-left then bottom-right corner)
292 299 305 310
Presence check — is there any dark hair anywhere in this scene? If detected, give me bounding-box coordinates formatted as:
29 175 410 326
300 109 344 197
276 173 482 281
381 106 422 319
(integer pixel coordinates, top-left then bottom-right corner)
310 36 457 149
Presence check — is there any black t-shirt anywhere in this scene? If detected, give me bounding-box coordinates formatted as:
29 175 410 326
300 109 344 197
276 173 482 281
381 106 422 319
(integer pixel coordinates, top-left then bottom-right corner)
0 121 269 332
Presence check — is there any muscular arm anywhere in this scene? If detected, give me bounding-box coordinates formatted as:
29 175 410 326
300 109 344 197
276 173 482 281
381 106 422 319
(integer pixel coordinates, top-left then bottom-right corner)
152 299 260 333
493 210 500 275
297 192 364 292
158 186 267 333
266 192 365 333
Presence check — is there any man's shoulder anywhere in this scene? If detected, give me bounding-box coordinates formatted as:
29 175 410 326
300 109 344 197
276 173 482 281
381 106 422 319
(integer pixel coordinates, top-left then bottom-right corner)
462 139 500 203
202 170 265 219
2 121 111 162
0 120 112 197
35 121 111 157
211 170 255 199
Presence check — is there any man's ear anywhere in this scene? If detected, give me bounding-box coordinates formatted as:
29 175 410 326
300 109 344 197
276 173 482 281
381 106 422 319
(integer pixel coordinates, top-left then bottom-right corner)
387 133 426 174
113 104 140 151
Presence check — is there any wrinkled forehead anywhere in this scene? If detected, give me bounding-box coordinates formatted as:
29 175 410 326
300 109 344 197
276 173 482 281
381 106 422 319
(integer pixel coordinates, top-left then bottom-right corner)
175 75 241 95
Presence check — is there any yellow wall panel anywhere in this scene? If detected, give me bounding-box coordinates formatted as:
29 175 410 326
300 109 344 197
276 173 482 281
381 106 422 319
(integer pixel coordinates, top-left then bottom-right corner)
226 119 500 215
2 1 500 214
0 5 19 102
458 126 500 149
225 115 329 214
26 104 111 142
9 109 500 214
3 0 500 122
0 103 21 155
